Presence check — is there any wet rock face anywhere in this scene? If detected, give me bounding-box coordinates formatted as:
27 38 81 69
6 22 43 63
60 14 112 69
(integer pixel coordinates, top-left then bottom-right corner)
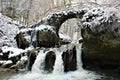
2 50 21 64
36 30 59 47
62 46 77 72
44 51 56 72
1 60 13 68
27 49 38 70
15 32 29 49
82 22 120 70
16 25 67 48
82 43 120 70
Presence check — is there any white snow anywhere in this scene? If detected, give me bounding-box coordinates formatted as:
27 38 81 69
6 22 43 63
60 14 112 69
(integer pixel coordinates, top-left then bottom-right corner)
59 32 72 42
35 25 55 33
81 7 113 31
0 60 12 65
2 46 25 58
3 60 13 65
25 46 34 51
20 56 28 61
19 25 57 44
20 28 33 33
0 60 7 64
0 53 3 56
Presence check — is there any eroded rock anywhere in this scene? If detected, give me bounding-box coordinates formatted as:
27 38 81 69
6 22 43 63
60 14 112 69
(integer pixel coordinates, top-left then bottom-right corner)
81 14 120 70
44 51 56 72
15 32 29 49
62 46 77 72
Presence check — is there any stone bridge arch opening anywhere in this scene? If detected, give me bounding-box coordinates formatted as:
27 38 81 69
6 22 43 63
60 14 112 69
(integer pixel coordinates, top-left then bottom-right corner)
59 18 82 42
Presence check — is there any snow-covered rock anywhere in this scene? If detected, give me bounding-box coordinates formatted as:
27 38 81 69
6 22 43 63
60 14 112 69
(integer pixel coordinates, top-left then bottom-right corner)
15 56 28 70
81 8 114 33
2 46 25 58
0 60 13 68
35 25 55 33
81 2 120 70
0 13 19 48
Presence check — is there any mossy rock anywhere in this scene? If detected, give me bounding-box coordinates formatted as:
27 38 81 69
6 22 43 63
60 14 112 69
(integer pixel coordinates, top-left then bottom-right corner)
15 32 29 49
26 48 38 70
82 42 120 70
44 51 56 73
62 46 77 72
81 27 120 48
36 30 60 47
82 27 120 70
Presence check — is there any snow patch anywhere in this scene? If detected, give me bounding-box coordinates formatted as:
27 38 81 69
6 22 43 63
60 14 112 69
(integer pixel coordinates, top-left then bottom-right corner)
2 46 25 58
59 32 72 42
0 13 19 48
81 8 114 32
20 28 33 33
35 25 55 33
0 60 12 65
0 53 3 56
20 56 28 61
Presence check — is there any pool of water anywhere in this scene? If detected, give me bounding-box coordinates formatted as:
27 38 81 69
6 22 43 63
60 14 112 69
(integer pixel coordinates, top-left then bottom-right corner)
0 71 120 80
98 71 120 80
0 72 16 80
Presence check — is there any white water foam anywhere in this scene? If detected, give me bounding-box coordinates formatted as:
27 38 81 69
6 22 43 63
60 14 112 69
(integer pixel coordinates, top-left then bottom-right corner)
32 49 47 73
53 51 64 74
9 44 101 80
76 43 83 71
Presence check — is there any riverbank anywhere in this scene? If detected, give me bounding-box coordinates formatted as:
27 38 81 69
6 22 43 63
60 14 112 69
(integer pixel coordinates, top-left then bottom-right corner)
0 67 16 73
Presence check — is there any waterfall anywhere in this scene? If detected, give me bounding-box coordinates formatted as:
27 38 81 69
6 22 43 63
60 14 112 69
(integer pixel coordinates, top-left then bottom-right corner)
32 49 47 73
73 31 78 42
9 43 100 80
53 51 64 74
76 43 83 70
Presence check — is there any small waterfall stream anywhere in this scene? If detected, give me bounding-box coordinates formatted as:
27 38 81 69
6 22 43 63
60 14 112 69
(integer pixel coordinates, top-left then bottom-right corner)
9 42 100 80
53 51 64 74
76 43 83 71
32 49 46 73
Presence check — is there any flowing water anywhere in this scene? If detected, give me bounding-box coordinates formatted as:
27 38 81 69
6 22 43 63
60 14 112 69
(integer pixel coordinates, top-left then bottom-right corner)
1 43 120 80
5 43 101 80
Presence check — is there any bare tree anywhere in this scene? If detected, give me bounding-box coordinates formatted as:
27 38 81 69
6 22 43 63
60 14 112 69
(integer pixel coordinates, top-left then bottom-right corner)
26 0 33 26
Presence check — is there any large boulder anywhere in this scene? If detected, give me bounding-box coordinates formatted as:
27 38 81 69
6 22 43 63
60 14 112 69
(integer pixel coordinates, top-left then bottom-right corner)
81 8 120 71
35 25 60 47
82 28 120 71
62 45 77 72
1 46 25 64
16 25 70 48
27 48 38 70
15 32 29 49
44 51 56 72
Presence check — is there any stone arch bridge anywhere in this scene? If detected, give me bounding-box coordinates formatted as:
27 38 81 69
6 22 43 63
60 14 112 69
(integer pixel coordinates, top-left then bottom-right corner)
16 8 120 71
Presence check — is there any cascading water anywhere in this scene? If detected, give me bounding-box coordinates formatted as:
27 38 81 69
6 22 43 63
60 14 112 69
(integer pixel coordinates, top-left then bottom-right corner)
9 43 100 80
32 49 47 73
53 51 64 74
76 43 83 71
